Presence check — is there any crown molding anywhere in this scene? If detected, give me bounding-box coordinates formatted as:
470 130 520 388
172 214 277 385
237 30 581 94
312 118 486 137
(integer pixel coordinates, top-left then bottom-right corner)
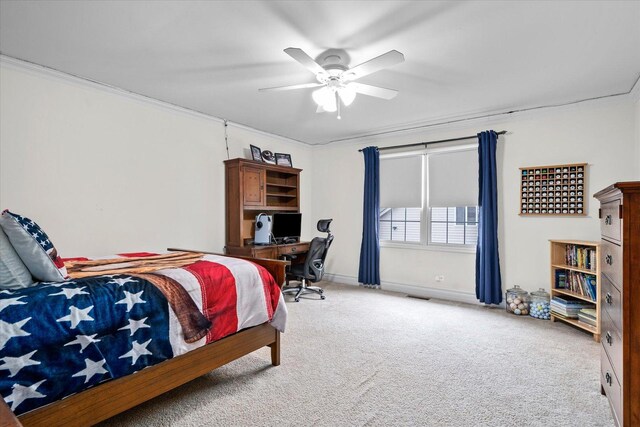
315 88 637 149
3 54 638 149
0 54 308 147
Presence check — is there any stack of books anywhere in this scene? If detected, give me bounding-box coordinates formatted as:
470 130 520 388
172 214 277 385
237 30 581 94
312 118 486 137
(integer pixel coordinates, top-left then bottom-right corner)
565 244 597 271
577 308 597 327
550 296 595 319
554 270 597 301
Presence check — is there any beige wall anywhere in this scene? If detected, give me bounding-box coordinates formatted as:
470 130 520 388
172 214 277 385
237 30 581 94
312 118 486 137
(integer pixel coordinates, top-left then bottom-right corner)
2 58 637 303
312 99 637 301
0 61 313 257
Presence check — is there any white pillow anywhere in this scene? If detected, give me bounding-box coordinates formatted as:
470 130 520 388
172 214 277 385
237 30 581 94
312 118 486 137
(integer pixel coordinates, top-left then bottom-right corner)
0 210 68 282
0 227 34 289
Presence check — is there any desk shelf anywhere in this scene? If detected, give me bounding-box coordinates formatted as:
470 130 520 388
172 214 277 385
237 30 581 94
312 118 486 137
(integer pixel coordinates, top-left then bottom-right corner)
225 158 302 249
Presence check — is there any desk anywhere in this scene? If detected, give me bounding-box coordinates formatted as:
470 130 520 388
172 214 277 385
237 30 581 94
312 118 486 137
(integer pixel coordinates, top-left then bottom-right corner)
225 241 310 261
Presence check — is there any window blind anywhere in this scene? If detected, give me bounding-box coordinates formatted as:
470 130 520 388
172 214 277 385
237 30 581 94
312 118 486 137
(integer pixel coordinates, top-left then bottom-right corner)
428 149 478 207
380 155 422 208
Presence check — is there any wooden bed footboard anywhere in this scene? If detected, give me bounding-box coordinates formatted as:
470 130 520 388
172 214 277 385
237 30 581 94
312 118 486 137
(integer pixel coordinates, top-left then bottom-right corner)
13 324 280 427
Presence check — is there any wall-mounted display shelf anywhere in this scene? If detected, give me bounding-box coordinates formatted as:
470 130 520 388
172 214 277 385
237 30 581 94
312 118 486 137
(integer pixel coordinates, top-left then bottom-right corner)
520 163 587 216
549 239 601 342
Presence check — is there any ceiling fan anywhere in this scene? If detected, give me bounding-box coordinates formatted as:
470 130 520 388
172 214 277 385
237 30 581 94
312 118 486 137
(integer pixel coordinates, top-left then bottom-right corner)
259 47 405 119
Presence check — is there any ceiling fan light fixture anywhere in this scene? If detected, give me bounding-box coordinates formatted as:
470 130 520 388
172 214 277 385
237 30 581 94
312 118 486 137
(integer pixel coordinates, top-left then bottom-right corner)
312 86 331 106
312 86 338 112
322 95 337 112
338 84 356 106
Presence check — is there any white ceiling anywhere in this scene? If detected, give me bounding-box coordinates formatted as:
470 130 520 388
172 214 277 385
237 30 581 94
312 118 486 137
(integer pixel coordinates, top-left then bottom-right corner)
1 1 639 145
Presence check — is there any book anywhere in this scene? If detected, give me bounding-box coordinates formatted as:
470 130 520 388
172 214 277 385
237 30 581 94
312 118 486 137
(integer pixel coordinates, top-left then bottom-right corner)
555 270 567 289
551 296 595 319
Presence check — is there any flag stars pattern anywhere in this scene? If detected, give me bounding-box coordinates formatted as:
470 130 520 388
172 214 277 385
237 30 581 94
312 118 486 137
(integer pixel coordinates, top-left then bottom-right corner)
0 350 40 377
72 358 108 384
0 272 175 415
0 296 27 312
119 339 153 365
107 277 139 287
0 317 31 349
5 379 46 411
56 306 94 329
64 334 100 353
115 290 145 311
9 212 54 251
118 317 150 336
49 287 89 299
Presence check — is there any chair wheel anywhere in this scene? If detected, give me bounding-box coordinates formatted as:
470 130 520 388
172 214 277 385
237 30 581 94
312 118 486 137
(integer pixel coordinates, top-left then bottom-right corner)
321 295 326 300
294 298 300 302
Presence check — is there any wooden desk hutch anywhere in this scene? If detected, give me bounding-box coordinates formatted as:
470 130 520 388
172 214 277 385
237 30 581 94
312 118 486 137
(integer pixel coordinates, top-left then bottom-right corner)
224 158 306 259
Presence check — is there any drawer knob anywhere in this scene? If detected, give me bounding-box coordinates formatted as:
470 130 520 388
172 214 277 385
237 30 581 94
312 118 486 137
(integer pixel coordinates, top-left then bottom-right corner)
605 214 612 225
291 247 296 252
605 293 612 304
605 254 613 265
605 332 612 345
605 372 612 386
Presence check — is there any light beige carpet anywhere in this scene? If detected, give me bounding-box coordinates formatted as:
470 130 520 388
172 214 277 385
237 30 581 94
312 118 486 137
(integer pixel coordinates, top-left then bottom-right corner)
101 283 613 426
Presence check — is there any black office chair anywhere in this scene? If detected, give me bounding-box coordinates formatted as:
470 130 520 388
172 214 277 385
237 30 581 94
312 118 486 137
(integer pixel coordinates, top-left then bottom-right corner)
282 219 334 302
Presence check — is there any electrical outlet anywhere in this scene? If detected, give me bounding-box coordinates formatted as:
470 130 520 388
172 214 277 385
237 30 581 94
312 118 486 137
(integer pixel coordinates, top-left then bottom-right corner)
435 275 445 282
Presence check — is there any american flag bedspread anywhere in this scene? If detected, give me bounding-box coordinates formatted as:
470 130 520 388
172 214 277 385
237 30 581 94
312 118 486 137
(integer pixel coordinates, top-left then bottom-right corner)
0 252 287 415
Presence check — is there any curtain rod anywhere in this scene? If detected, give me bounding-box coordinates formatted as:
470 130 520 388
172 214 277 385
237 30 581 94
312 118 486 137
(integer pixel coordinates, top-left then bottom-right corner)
358 130 507 152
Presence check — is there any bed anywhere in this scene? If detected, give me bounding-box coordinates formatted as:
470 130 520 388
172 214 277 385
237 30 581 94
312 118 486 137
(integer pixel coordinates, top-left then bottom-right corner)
0 249 289 427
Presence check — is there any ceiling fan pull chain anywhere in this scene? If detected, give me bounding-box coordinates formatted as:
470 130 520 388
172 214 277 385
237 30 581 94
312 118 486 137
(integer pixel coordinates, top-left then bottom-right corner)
336 92 341 120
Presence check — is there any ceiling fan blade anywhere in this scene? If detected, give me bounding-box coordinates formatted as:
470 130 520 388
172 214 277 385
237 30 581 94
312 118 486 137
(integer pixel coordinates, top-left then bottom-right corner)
343 50 404 81
350 83 398 100
259 82 324 92
284 47 326 75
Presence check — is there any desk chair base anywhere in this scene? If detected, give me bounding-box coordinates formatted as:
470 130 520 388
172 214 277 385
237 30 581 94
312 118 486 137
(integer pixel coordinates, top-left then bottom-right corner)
282 279 325 302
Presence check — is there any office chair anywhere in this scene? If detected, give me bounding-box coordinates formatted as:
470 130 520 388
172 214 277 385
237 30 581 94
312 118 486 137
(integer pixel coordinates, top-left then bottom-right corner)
282 219 334 302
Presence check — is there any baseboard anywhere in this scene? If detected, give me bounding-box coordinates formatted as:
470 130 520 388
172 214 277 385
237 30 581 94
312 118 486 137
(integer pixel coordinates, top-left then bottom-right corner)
323 273 480 306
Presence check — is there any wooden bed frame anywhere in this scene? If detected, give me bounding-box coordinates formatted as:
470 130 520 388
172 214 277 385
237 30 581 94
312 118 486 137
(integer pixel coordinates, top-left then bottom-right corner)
2 252 289 427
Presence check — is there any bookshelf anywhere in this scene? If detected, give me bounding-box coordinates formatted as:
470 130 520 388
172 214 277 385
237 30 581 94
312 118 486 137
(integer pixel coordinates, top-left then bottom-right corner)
549 239 601 341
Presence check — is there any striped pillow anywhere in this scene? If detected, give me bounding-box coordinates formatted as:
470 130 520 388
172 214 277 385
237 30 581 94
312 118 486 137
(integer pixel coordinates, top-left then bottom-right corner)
0 210 68 282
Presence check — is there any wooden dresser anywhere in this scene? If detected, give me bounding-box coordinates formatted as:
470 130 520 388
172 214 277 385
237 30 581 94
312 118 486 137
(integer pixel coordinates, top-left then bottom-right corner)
594 182 640 427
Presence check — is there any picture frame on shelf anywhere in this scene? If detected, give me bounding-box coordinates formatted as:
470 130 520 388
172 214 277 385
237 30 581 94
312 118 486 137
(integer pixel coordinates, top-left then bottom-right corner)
261 150 276 164
275 153 292 167
250 145 263 162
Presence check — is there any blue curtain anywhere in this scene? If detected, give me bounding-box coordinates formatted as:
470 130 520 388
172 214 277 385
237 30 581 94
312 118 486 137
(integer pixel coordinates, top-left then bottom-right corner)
475 130 502 304
358 146 381 288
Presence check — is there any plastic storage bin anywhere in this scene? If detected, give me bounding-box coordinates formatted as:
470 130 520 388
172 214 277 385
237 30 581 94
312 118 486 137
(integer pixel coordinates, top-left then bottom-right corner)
506 285 529 315
529 288 551 319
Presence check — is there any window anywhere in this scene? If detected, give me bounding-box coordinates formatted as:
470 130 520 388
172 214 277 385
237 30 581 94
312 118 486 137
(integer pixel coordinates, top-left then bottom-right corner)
379 146 479 248
430 207 478 245
380 208 421 242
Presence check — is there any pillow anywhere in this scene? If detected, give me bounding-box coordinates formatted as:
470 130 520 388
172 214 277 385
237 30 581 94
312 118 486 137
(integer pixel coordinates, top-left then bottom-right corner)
0 227 34 289
0 210 68 282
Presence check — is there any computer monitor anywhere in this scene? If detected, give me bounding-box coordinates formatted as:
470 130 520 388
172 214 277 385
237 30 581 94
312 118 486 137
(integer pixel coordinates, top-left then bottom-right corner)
272 213 302 243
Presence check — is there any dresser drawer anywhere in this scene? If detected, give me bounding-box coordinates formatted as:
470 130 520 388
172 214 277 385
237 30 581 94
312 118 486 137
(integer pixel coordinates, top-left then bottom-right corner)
600 200 621 242
601 349 622 427
277 243 308 256
251 247 277 259
601 239 622 288
602 274 622 333
601 311 623 377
